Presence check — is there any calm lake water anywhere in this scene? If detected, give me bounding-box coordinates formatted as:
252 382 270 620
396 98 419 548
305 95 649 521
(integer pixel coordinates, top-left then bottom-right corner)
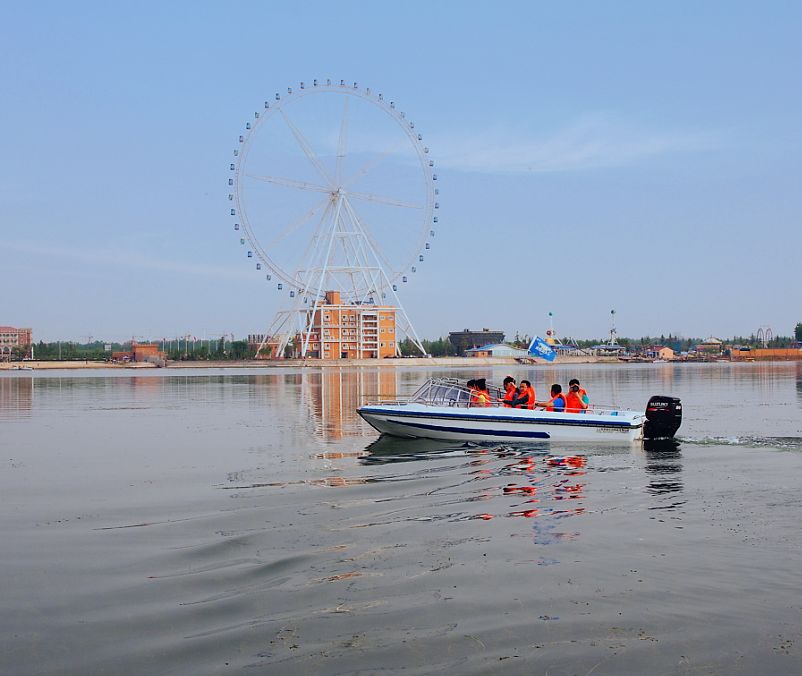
2 362 802 675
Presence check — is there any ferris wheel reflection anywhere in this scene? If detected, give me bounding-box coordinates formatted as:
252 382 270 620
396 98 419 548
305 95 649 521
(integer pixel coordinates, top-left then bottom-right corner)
302 367 399 440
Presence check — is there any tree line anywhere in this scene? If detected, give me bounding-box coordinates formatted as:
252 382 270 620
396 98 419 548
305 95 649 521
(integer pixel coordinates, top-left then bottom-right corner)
16 339 257 361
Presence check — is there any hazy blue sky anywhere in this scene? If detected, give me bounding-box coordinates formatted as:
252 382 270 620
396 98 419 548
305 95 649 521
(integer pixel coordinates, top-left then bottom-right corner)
2 1 801 342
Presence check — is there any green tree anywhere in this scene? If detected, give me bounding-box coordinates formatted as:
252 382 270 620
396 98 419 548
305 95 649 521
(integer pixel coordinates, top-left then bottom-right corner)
230 340 248 359
398 338 413 356
795 323 802 342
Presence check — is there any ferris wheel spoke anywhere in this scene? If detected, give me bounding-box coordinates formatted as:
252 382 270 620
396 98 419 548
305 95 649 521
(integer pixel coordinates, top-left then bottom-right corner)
336 97 349 185
347 190 423 209
279 108 334 186
265 194 331 250
295 199 340 280
343 136 408 189
245 173 330 194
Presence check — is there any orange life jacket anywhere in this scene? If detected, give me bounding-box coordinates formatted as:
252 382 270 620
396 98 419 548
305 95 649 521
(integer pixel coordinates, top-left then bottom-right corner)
520 387 535 410
470 388 489 407
502 386 516 407
546 393 566 412
565 389 588 413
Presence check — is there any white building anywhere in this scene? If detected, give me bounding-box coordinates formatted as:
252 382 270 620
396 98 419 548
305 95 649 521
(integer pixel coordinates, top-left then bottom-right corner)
465 343 530 358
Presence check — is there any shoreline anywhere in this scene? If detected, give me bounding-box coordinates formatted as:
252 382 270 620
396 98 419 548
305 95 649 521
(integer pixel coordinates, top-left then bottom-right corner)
0 355 619 370
2 355 798 371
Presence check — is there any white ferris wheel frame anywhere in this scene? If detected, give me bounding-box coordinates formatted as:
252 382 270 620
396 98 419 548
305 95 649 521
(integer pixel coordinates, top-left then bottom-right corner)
229 79 438 358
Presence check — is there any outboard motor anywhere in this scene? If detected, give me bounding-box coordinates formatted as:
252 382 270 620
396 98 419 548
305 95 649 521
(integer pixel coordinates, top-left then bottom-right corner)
643 396 682 440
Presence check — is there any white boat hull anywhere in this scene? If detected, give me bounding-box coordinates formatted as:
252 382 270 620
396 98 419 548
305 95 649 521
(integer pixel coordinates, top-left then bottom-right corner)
357 403 645 443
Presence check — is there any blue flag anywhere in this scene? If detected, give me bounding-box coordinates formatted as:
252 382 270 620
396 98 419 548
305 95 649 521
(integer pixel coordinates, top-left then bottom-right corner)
528 336 557 362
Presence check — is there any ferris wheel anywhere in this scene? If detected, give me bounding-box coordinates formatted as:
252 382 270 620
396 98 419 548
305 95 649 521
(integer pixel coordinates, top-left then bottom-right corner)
228 79 438 357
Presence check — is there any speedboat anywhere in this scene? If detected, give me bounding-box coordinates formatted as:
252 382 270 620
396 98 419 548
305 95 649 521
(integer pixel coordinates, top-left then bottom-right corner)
357 378 681 444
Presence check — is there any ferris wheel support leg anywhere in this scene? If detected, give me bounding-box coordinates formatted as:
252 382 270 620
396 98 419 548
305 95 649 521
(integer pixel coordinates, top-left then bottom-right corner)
339 196 428 357
261 310 295 359
289 201 336 359
300 195 343 358
344 197 384 307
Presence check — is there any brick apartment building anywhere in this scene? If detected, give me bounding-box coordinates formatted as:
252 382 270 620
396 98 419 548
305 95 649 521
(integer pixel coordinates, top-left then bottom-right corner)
264 291 398 359
0 326 33 358
303 291 397 359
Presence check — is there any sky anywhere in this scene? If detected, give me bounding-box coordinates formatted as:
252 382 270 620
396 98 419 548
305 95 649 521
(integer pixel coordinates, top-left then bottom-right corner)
1 1 801 343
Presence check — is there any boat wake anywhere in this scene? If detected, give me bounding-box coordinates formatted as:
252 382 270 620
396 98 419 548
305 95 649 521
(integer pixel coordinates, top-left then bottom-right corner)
679 435 802 451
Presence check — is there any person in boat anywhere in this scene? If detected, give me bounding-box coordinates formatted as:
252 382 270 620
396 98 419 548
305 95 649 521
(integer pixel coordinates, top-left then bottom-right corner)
467 379 489 407
504 379 535 409
565 378 589 413
537 384 566 412
501 376 517 407
467 379 478 403
475 378 492 407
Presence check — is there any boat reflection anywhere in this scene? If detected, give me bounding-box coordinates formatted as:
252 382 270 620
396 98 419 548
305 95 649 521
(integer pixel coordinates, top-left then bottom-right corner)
360 434 589 547
643 441 685 509
361 435 478 463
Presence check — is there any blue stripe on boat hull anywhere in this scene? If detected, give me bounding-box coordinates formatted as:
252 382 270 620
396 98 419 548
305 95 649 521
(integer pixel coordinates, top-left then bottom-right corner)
391 419 551 439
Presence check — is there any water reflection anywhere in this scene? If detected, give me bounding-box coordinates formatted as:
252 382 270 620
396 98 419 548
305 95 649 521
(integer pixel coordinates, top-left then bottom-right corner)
642 442 685 511
0 368 397 438
303 368 397 440
360 435 590 549
797 362 802 401
362 436 481 463
0 375 33 420
7 361 800 442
